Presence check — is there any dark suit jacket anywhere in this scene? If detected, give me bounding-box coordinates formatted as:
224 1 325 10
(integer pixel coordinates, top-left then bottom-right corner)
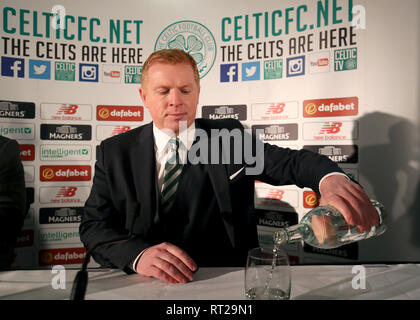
0 136 26 269
80 119 344 273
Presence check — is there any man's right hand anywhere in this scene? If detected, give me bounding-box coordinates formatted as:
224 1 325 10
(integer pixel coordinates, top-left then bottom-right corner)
135 242 197 284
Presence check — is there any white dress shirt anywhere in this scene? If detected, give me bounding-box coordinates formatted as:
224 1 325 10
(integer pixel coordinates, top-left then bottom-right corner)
153 122 196 192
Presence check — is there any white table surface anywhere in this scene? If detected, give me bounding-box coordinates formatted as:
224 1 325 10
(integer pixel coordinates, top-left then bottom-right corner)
1 264 420 300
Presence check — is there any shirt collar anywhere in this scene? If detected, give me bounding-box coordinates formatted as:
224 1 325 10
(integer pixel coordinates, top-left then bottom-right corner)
153 122 196 154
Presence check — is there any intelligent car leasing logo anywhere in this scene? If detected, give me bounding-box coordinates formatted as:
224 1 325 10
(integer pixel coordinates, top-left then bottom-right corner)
155 20 217 79
0 123 34 140
40 145 91 161
79 63 98 82
1 57 25 78
29 60 51 80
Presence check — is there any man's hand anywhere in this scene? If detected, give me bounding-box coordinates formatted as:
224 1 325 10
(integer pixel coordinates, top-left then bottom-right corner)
319 174 379 233
136 242 197 284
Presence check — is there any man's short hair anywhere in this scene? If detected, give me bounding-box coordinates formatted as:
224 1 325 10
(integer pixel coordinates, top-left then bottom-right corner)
141 49 200 86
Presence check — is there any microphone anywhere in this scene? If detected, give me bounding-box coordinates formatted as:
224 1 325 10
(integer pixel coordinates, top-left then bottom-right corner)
70 202 141 300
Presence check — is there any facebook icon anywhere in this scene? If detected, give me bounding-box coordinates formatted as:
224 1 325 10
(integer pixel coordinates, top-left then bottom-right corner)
1 57 25 78
220 64 238 82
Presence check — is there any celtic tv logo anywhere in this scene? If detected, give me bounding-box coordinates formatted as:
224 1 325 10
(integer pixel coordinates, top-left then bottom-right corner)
155 21 216 79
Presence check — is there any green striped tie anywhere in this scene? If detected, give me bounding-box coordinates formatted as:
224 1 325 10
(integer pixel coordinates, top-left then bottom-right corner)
161 138 183 213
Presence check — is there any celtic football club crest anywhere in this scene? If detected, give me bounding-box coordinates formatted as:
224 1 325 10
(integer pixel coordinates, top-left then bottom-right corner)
155 21 217 79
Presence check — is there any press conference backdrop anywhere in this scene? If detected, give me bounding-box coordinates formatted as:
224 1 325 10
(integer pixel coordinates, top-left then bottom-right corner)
0 0 418 269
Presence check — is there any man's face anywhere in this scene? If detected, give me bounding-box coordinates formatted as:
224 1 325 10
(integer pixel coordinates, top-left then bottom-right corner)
139 62 200 135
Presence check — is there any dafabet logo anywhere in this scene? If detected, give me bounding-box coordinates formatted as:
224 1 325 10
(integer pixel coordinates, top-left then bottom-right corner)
39 248 86 266
303 97 358 118
96 105 144 121
40 166 91 181
303 191 319 208
19 144 35 161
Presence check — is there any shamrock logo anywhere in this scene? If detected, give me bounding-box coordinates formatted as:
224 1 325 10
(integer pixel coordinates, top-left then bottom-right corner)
168 34 204 65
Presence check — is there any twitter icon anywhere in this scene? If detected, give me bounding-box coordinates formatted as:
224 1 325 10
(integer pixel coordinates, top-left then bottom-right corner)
29 60 51 80
242 61 260 81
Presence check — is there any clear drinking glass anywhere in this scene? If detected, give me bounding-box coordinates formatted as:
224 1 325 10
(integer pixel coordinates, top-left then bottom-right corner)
245 246 291 300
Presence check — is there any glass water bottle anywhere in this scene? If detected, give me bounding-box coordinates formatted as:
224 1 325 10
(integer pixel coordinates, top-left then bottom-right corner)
273 200 386 249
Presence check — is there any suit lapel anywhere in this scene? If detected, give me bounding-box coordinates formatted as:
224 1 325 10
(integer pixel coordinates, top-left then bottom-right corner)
195 120 235 246
129 122 159 235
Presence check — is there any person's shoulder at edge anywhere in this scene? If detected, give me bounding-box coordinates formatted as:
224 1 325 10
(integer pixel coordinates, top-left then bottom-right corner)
0 135 20 157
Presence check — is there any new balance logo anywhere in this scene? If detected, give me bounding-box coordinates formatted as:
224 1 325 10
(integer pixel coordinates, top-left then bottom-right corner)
267 190 284 201
111 126 131 136
266 103 286 115
57 105 78 115
319 122 342 134
56 187 78 198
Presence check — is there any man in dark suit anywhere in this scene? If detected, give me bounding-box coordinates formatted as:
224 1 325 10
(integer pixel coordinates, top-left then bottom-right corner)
0 136 27 270
80 49 379 284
